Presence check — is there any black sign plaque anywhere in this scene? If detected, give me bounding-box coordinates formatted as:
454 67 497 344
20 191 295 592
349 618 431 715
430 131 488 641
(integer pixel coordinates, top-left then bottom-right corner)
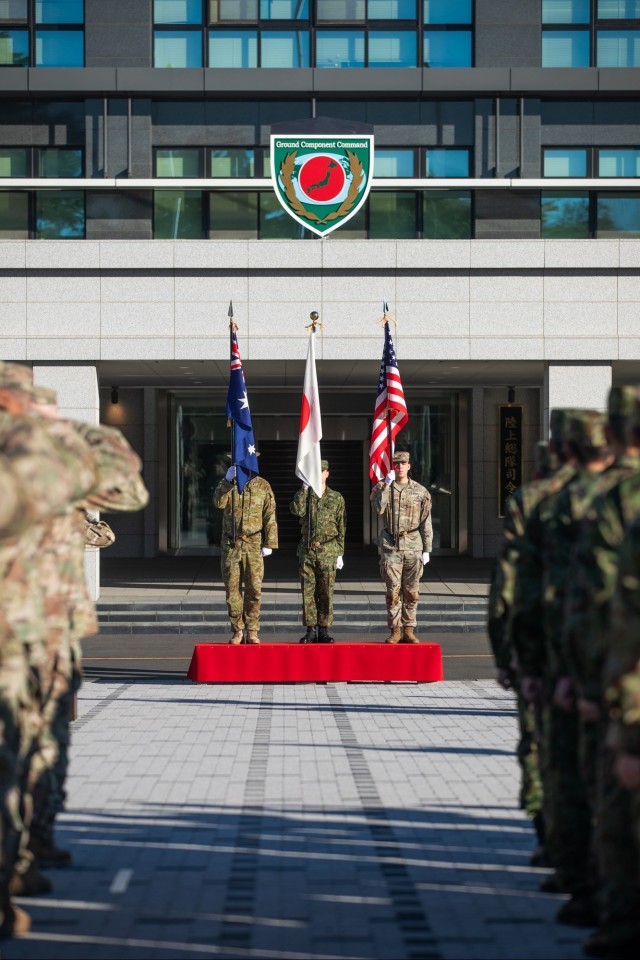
498 405 523 518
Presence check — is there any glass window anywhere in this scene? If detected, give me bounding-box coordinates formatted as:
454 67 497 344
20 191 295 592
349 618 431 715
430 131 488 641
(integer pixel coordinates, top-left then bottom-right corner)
369 192 416 238
209 0 258 21
374 149 414 177
316 30 364 67
423 190 471 238
332 203 366 238
36 190 84 238
0 192 28 239
260 191 304 238
369 31 416 67
598 1 640 17
369 0 416 18
260 0 308 17
541 192 589 237
211 148 255 176
0 29 28 65
154 0 201 23
424 30 472 67
316 0 365 19
599 148 640 176
209 191 257 238
209 29 257 65
543 148 588 176
35 1 84 23
542 0 590 23
424 0 471 24
154 29 202 66
35 29 83 65
156 148 200 177
39 147 82 177
542 30 590 66
0 1 27 20
597 192 640 236
154 190 203 238
425 148 470 177
261 30 309 67
597 30 640 65
0 148 28 177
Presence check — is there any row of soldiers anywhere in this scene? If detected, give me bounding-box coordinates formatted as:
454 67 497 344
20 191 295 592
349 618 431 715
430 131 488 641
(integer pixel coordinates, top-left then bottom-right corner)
489 387 640 959
0 361 148 941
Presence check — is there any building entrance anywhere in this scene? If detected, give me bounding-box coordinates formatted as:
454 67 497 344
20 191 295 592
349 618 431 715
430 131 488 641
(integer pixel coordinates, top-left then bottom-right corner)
165 391 462 555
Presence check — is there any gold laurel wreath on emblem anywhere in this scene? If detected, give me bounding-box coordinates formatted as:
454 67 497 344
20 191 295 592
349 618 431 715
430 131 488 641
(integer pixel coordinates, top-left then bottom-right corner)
279 151 363 225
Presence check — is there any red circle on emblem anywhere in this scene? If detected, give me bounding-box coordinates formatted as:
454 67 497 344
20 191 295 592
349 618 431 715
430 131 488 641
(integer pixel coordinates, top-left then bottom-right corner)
298 155 346 203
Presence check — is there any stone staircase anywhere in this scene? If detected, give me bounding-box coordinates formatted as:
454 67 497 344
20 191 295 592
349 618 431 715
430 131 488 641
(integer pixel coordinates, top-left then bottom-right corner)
96 595 488 635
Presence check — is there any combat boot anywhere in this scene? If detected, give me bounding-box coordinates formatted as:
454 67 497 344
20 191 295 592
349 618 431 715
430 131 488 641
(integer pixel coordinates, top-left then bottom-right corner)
229 630 243 645
386 626 402 644
402 627 420 643
317 627 335 644
28 833 72 869
9 862 53 896
247 631 261 644
300 627 316 644
0 899 31 939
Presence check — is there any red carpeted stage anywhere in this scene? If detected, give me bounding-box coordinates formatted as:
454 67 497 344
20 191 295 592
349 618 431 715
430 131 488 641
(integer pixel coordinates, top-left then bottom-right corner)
187 642 443 683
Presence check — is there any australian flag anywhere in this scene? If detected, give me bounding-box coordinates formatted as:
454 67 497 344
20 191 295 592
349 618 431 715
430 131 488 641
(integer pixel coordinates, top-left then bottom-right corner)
226 328 259 493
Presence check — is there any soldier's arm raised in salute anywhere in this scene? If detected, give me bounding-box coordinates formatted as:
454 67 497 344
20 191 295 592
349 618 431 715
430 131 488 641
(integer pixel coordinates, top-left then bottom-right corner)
213 476 234 509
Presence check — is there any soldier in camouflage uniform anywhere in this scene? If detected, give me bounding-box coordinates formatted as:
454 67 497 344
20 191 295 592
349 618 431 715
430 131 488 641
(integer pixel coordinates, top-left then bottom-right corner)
370 450 432 644
0 362 99 937
512 408 611 928
290 459 346 644
488 440 553 860
213 466 278 644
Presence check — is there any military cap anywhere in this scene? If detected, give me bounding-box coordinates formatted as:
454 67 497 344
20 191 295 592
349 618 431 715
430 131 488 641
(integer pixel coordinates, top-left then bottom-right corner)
0 361 56 404
566 409 607 451
549 408 569 444
392 450 410 463
608 385 640 419
321 459 329 471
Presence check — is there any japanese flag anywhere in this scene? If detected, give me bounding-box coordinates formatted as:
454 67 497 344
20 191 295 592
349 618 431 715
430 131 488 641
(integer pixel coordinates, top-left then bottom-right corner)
296 327 323 497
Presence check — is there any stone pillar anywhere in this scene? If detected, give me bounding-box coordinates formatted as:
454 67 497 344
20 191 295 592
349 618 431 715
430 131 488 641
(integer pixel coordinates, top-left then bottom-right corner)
33 364 100 600
543 362 613 431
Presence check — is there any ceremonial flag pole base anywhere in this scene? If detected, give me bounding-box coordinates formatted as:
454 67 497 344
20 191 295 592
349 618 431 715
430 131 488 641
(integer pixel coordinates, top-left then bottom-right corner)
187 642 443 684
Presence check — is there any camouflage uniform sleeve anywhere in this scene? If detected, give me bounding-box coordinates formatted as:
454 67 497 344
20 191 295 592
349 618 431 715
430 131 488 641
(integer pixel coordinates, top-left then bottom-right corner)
74 422 149 513
262 482 278 549
420 489 433 552
511 504 545 677
0 458 27 539
488 556 511 671
604 525 640 754
336 493 346 555
213 478 233 509
290 486 309 518
543 490 575 677
370 480 390 516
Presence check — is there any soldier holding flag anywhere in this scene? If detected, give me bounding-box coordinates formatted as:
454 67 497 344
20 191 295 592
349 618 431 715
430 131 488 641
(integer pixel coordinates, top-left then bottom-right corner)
213 312 278 645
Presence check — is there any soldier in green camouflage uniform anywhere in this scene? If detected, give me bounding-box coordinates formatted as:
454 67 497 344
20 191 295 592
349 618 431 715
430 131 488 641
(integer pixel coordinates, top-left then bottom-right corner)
488 441 552 857
370 450 433 644
290 459 346 644
213 468 278 644
512 409 611 928
0 362 99 937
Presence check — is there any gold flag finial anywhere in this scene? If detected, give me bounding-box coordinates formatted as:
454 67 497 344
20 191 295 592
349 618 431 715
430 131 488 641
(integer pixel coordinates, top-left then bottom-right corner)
228 300 238 332
377 299 397 328
306 310 324 332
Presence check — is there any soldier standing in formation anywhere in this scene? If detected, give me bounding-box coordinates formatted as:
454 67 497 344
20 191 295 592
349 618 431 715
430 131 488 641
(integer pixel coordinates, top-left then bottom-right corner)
370 450 432 644
290 459 346 644
213 462 278 645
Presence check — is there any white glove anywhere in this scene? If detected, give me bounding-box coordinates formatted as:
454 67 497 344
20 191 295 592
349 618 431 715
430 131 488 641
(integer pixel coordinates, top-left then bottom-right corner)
261 547 272 558
422 552 430 565
336 556 344 571
384 471 395 485
225 465 236 481
303 483 309 490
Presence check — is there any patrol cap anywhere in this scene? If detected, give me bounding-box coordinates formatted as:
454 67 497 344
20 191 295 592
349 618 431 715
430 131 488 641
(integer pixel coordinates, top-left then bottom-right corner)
608 385 640 419
549 408 568 445
321 459 329 471
566 409 607 453
392 450 410 464
0 361 56 404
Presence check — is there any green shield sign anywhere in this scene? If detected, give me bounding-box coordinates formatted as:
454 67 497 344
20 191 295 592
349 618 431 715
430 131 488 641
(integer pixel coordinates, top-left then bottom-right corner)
270 134 374 237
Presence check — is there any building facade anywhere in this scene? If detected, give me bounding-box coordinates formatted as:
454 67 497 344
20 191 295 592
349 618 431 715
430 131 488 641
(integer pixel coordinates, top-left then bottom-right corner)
2 1 640 589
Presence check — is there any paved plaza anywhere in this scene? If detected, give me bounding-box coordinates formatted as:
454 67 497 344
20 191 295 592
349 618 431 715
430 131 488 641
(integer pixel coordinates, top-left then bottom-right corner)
6 677 585 960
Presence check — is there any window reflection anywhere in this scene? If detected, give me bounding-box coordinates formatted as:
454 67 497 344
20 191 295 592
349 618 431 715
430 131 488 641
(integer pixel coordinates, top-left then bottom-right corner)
154 29 202 66
369 30 416 66
424 29 472 66
36 190 85 238
154 190 203 238
316 0 365 18
424 0 471 24
211 149 255 176
261 30 309 66
599 149 640 176
597 192 640 236
424 190 471 238
156 148 201 177
542 0 590 23
36 0 84 23
0 148 28 177
542 29 590 65
209 191 257 237
260 0 309 17
541 192 590 237
316 29 364 67
0 192 28 238
154 0 202 23
374 149 414 177
425 148 470 177
597 29 640 65
209 29 257 65
543 148 588 177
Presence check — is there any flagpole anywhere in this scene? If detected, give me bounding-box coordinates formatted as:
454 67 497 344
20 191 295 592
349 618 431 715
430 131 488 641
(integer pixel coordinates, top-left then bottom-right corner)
228 300 237 547
382 302 396 547
306 310 320 549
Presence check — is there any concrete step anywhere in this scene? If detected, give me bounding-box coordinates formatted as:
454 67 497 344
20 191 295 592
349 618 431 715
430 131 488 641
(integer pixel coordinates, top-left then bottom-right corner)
98 619 486 636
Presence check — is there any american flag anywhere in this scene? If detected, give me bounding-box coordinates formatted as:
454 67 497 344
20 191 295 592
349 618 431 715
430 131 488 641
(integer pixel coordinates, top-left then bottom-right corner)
369 319 408 482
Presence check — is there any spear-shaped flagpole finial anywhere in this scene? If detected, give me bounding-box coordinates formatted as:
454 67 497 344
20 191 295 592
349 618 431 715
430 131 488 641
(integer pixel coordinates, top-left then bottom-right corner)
228 300 238 331
383 300 389 316
228 300 233 318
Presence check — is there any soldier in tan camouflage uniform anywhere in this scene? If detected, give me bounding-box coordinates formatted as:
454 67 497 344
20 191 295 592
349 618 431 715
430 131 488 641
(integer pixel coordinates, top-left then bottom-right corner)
370 450 433 644
213 465 278 644
290 459 346 644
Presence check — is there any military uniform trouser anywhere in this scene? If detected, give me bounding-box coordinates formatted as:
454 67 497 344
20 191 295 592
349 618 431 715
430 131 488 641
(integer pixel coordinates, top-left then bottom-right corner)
299 550 336 627
593 736 640 945
221 540 264 632
542 703 592 897
380 551 423 629
516 692 543 818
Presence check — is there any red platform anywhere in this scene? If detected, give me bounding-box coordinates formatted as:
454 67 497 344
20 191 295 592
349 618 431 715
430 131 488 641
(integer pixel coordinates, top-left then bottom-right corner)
187 642 443 684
